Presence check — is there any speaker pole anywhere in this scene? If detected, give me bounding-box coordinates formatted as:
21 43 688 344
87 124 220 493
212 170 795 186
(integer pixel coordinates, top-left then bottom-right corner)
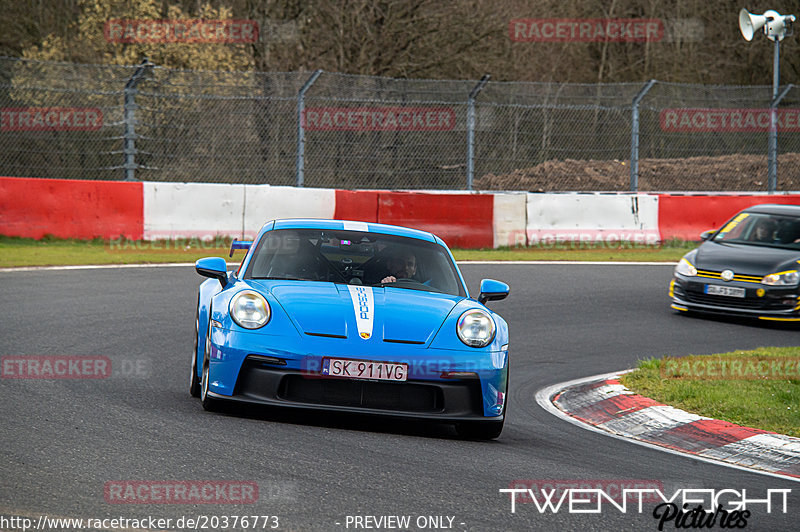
768 38 780 194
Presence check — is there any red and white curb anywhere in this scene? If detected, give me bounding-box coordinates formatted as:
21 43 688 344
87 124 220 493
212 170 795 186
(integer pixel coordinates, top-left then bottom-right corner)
536 371 800 482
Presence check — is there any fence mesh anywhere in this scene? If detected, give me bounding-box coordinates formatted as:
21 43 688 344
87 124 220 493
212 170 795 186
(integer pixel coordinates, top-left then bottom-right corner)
1 57 798 191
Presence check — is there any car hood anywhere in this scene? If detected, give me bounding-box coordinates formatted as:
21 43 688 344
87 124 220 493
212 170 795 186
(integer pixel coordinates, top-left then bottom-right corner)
250 280 461 344
695 241 800 276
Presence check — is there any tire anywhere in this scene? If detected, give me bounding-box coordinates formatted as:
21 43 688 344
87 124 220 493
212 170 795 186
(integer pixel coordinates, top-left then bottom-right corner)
200 315 222 412
189 300 201 398
456 418 504 440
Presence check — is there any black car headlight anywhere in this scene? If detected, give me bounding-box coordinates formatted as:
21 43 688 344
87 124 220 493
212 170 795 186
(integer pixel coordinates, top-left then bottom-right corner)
762 270 800 286
457 309 496 348
675 257 697 277
230 290 271 329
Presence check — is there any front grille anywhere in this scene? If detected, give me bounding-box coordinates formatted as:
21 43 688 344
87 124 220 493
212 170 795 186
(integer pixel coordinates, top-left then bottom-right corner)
278 375 443 413
696 269 762 284
684 292 763 309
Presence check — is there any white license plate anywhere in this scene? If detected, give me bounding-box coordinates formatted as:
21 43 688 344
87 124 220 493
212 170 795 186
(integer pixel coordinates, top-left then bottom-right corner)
321 358 408 381
705 285 745 298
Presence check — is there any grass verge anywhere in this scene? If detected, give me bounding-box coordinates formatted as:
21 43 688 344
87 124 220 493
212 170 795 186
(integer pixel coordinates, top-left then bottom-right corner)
0 235 696 268
621 347 800 438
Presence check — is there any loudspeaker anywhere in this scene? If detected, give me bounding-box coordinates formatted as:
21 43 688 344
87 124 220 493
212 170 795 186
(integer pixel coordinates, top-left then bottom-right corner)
739 8 768 41
740 8 795 41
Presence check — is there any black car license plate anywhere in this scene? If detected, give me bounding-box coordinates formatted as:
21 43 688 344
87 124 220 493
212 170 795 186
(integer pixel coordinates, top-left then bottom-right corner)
705 285 745 298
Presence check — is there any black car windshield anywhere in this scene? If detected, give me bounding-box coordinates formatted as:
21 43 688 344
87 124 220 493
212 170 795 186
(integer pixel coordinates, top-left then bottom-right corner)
712 212 800 249
244 228 465 297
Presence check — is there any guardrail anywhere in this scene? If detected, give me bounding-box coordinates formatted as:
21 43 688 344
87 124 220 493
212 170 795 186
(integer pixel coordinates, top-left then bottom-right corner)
3 176 798 248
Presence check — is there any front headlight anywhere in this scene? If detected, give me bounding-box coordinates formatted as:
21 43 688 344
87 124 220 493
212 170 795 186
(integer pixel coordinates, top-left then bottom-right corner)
457 309 496 348
675 257 697 277
230 290 271 329
762 270 800 286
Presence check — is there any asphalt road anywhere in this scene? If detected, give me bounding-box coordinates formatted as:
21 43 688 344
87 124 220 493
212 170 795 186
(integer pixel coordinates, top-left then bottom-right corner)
1 263 798 531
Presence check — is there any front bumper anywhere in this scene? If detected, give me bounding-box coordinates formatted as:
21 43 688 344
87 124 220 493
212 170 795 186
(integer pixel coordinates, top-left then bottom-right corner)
670 276 800 321
206 328 508 420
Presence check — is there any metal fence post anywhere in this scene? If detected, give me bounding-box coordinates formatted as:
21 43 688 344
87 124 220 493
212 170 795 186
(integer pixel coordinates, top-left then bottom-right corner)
629 79 657 192
123 58 154 181
296 69 323 187
769 80 793 194
466 74 490 191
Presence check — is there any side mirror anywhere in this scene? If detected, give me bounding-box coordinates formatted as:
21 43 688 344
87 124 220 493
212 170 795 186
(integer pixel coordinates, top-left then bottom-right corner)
196 257 228 287
700 229 715 241
478 279 509 305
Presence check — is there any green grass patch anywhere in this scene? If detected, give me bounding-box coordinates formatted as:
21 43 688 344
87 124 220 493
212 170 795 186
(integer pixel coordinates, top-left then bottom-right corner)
621 347 800 437
0 235 233 267
0 235 696 268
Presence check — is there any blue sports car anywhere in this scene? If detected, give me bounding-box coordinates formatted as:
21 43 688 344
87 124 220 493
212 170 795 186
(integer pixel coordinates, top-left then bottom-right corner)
190 219 510 439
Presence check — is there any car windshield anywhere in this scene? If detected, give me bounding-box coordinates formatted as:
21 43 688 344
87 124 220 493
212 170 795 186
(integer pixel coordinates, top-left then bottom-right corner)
244 228 465 296
712 212 800 249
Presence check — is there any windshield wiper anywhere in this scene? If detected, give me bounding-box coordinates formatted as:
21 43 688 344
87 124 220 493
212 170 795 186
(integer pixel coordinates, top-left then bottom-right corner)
373 281 446 294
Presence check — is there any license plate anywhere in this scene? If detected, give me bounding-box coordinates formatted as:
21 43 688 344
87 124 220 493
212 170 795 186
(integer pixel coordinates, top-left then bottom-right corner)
705 285 745 298
321 358 408 381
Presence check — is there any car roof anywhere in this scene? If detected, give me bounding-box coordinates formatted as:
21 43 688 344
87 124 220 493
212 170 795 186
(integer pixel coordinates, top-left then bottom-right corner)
268 218 438 243
744 204 800 216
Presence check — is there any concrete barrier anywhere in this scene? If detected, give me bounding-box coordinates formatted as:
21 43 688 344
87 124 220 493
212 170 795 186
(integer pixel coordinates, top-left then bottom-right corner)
525 193 660 245
8 175 797 250
658 194 800 241
335 190 495 249
144 182 246 239
244 185 335 237
0 176 143 239
376 192 494 249
493 193 527 248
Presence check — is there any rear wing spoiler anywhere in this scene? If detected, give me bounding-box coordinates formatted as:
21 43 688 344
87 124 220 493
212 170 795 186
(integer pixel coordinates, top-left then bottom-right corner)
229 239 253 257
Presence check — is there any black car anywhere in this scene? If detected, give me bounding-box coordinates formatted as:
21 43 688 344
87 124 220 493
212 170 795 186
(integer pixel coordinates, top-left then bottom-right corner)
670 204 800 322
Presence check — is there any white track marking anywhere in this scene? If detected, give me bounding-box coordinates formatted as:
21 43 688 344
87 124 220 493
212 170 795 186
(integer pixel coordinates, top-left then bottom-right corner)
0 261 674 273
460 261 676 265
0 262 240 273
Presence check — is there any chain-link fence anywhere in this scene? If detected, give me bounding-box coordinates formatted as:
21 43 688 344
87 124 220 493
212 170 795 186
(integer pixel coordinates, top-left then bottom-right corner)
1 57 798 191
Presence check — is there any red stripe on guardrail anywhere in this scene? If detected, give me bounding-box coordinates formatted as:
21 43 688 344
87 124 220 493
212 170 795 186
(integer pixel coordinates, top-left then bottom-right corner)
658 194 800 241
0 176 144 239
378 192 493 248
333 190 379 222
335 190 494 248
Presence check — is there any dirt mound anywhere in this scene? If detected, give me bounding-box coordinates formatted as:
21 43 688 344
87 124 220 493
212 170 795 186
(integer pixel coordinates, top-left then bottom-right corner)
475 153 800 192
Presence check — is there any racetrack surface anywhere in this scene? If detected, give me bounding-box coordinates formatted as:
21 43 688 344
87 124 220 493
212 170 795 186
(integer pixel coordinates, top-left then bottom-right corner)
1 264 797 531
